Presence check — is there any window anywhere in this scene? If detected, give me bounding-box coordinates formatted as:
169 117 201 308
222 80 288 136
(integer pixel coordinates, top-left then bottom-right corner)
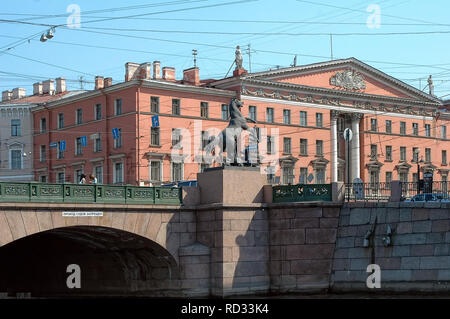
412 123 418 136
443 150 447 165
75 169 83 183
114 128 122 149
150 161 162 182
75 137 83 156
221 104 228 120
370 144 377 159
385 120 392 134
249 106 257 122
10 150 22 170
370 118 377 132
200 102 209 118
151 96 160 113
114 162 123 184
300 167 308 184
40 175 47 183
267 136 275 154
172 99 180 115
370 170 379 187
300 111 307 126
57 172 65 184
425 148 431 163
300 139 308 156
151 127 160 146
283 109 291 124
441 125 447 139
315 168 325 184
400 147 406 161
282 167 294 185
316 113 323 127
57 141 64 159
399 172 408 184
266 108 274 123
412 147 419 162
172 129 181 147
57 113 64 129
40 145 46 162
94 134 102 152
114 99 122 115
386 172 392 188
400 121 406 135
11 119 20 136
316 140 323 156
95 104 102 120
95 166 103 184
283 137 291 154
76 108 83 125
172 162 183 182
425 124 431 137
386 145 392 161
40 118 47 133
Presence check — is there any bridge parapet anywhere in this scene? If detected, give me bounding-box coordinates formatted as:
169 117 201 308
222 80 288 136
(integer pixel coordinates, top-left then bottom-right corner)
0 182 182 205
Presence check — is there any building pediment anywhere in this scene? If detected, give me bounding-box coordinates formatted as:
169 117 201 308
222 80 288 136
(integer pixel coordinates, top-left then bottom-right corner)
243 58 440 104
395 161 412 171
310 157 329 168
366 160 384 170
279 155 298 167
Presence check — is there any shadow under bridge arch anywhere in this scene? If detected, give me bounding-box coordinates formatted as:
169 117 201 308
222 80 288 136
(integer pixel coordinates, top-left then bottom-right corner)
0 226 180 297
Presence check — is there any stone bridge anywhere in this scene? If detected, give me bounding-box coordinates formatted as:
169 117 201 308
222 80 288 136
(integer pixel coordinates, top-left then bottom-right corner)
0 168 449 298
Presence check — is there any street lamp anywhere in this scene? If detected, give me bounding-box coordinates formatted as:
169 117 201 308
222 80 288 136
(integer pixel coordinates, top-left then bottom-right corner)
414 149 424 194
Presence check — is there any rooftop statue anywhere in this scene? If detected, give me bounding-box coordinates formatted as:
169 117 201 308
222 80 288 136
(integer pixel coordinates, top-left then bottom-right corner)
235 45 243 70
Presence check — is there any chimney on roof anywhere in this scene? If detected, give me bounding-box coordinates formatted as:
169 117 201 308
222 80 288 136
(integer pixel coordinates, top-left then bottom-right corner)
95 76 104 90
33 82 43 95
42 79 55 95
104 77 112 88
125 62 140 82
11 88 26 100
55 78 66 94
162 67 176 81
153 61 161 80
183 67 200 86
2 90 12 102
136 63 151 80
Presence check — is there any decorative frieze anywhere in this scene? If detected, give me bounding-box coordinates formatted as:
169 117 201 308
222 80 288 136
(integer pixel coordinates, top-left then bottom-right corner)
329 70 366 91
242 86 435 117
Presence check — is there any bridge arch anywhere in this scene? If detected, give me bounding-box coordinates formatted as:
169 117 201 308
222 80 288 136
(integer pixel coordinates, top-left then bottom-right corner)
0 225 181 297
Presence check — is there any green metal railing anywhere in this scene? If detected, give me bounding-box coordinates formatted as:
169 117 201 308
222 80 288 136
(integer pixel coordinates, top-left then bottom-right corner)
273 184 332 203
0 182 182 205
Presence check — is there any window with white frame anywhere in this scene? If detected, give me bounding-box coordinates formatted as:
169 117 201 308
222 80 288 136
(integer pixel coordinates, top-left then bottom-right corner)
76 108 83 125
94 134 102 152
150 161 162 182
94 165 103 184
113 162 124 184
40 145 46 162
300 111 307 126
95 104 102 120
114 99 122 116
11 119 21 136
172 162 183 182
10 149 22 170
57 171 65 183
75 137 83 156
114 128 122 149
40 118 46 133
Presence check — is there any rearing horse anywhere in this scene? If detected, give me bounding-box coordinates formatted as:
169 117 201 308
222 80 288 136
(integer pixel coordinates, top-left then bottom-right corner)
205 98 258 165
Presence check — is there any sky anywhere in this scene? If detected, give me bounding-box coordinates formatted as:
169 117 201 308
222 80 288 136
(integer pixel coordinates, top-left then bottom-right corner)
2 0 450 98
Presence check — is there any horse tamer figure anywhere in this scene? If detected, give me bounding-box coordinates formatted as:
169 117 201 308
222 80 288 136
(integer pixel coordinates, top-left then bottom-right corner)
205 98 259 166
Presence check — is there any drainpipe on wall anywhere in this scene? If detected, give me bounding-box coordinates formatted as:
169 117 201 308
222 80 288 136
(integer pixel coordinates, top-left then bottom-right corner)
100 89 110 184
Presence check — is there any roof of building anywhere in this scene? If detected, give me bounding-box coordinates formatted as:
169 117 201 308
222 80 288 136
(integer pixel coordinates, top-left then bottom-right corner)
0 90 87 106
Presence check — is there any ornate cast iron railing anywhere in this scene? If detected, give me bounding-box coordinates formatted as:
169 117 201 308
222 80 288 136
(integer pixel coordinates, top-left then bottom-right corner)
273 184 332 203
0 182 182 205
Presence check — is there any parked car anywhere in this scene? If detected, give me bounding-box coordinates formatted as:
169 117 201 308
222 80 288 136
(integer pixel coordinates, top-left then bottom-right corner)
405 193 450 202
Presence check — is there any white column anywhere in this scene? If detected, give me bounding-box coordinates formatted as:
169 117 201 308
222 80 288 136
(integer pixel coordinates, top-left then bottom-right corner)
351 113 362 181
331 111 338 182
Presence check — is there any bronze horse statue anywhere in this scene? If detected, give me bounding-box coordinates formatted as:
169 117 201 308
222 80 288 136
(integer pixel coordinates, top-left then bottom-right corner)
205 98 259 166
